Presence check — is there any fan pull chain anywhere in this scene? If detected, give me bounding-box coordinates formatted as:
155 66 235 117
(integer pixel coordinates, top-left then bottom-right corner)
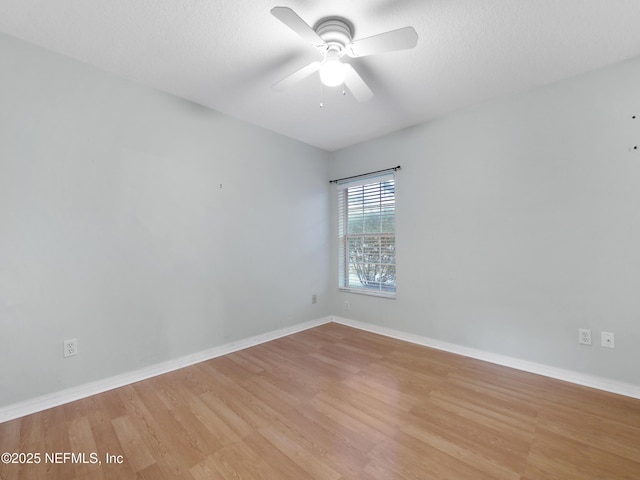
318 80 347 107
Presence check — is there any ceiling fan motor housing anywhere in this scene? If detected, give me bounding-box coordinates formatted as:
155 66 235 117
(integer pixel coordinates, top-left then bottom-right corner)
315 18 353 57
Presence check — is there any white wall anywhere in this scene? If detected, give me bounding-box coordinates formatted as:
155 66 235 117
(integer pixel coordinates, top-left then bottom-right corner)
0 33 330 407
330 56 640 385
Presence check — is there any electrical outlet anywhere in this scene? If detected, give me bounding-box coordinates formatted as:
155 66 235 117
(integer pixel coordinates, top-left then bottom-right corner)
344 300 350 310
312 294 317 304
63 338 78 358
601 332 615 349
578 328 592 345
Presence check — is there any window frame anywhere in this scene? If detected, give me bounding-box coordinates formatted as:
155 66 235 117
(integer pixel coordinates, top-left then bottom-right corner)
337 174 396 299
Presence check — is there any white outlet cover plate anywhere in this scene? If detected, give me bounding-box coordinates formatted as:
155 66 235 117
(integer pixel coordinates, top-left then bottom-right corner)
578 328 592 345
601 332 615 348
64 338 78 357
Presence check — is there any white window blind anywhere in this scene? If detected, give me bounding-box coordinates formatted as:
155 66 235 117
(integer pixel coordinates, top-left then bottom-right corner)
338 174 396 297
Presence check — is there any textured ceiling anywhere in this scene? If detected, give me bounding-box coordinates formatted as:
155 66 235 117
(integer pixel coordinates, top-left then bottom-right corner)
2 0 640 151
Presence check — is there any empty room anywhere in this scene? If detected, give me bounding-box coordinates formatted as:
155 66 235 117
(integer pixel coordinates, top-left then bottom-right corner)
1 1 640 479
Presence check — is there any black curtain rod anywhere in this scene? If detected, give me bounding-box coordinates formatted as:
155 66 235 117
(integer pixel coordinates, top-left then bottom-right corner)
329 165 401 184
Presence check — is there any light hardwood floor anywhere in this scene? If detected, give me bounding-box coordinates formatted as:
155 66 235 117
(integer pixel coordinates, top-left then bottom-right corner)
1 322 640 479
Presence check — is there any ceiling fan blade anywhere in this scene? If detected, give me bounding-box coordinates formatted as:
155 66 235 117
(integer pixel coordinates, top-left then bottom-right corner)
346 26 418 58
272 61 322 91
271 7 325 47
343 64 373 102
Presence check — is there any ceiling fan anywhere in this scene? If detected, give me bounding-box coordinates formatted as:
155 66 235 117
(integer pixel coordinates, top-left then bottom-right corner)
270 6 418 102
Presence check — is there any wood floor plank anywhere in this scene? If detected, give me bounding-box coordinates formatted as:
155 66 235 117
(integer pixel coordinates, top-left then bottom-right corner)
366 433 498 480
401 418 525 480
111 415 156 473
242 430 314 480
225 350 265 375
543 384 640 427
196 391 254 440
524 429 640 480
309 395 387 447
427 388 538 437
258 422 342 480
341 374 418 412
201 440 280 480
116 385 194 479
538 403 640 463
67 416 101 478
1 323 639 479
250 387 371 477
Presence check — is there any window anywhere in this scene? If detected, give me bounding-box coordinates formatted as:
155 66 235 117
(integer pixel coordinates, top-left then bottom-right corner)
338 174 396 297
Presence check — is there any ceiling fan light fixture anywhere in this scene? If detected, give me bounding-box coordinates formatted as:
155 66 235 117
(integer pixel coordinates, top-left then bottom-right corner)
319 48 346 87
320 59 346 87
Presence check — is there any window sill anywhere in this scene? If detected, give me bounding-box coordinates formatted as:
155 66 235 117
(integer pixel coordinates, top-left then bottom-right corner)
338 287 396 299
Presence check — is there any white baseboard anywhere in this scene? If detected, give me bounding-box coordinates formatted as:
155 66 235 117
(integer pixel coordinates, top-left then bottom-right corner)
0 316 332 423
3 314 638 423
332 316 640 400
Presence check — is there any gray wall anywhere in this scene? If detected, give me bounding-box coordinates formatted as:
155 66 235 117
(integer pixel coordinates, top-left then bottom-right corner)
3 28 640 409
0 33 330 407
330 56 640 385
